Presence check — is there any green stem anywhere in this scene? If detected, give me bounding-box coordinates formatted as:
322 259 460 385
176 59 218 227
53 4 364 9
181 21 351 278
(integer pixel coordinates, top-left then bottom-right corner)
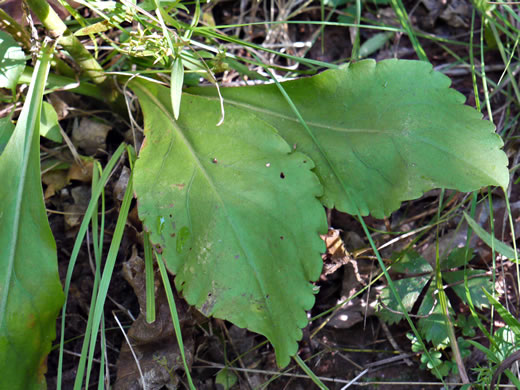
25 0 106 84
0 8 31 51
0 8 75 78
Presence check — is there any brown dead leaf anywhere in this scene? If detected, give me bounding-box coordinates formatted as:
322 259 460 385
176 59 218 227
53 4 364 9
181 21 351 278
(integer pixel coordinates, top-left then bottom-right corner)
71 118 111 155
63 185 91 230
321 228 352 276
42 170 69 199
67 160 94 183
114 166 131 201
47 94 70 120
115 248 195 390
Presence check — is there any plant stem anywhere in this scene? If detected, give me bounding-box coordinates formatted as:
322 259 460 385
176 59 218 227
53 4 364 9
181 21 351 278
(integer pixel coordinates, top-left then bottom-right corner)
25 0 106 84
0 8 31 51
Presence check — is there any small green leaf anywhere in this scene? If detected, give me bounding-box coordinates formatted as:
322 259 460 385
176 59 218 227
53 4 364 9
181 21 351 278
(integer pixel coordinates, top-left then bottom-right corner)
379 250 431 324
392 250 433 274
359 32 393 58
131 78 327 368
441 247 473 269
215 368 237 389
190 60 509 217
463 211 517 260
379 274 430 324
444 270 491 309
0 30 26 89
0 41 64 389
40 101 63 143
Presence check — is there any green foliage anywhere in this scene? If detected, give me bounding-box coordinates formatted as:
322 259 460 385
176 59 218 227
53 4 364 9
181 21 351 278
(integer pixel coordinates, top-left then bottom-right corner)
0 41 64 389
0 0 513 383
379 249 491 347
190 60 508 217
40 101 63 143
130 77 327 367
0 114 14 155
215 368 238 389
0 30 26 91
408 333 471 379
464 211 518 260
130 59 508 367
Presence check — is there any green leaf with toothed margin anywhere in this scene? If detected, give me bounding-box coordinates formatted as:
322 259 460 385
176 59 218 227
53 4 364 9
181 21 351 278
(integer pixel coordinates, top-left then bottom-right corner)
130 78 327 368
189 59 509 217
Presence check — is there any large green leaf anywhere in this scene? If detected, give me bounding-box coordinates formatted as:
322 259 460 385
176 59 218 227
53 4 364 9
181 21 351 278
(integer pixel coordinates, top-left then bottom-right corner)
189 59 509 217
131 78 327 367
0 42 64 388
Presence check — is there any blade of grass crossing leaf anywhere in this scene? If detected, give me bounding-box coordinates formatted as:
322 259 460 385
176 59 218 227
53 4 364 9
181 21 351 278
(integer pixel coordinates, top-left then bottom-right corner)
293 355 329 390
144 232 156 323
463 211 517 260
57 143 125 389
156 252 196 390
390 0 427 61
84 150 135 389
257 59 443 380
171 57 184 120
483 289 520 338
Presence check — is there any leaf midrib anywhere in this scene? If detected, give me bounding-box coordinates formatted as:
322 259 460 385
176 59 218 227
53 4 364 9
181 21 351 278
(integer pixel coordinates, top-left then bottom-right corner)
134 83 278 329
0 57 49 333
191 93 502 188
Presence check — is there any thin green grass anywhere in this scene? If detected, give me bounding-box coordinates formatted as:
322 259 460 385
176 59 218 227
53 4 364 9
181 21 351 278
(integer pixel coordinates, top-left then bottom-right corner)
57 143 125 389
155 251 196 390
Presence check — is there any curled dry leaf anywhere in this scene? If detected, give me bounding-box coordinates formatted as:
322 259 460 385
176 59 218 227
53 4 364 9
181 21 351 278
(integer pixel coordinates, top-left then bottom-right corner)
115 249 195 390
